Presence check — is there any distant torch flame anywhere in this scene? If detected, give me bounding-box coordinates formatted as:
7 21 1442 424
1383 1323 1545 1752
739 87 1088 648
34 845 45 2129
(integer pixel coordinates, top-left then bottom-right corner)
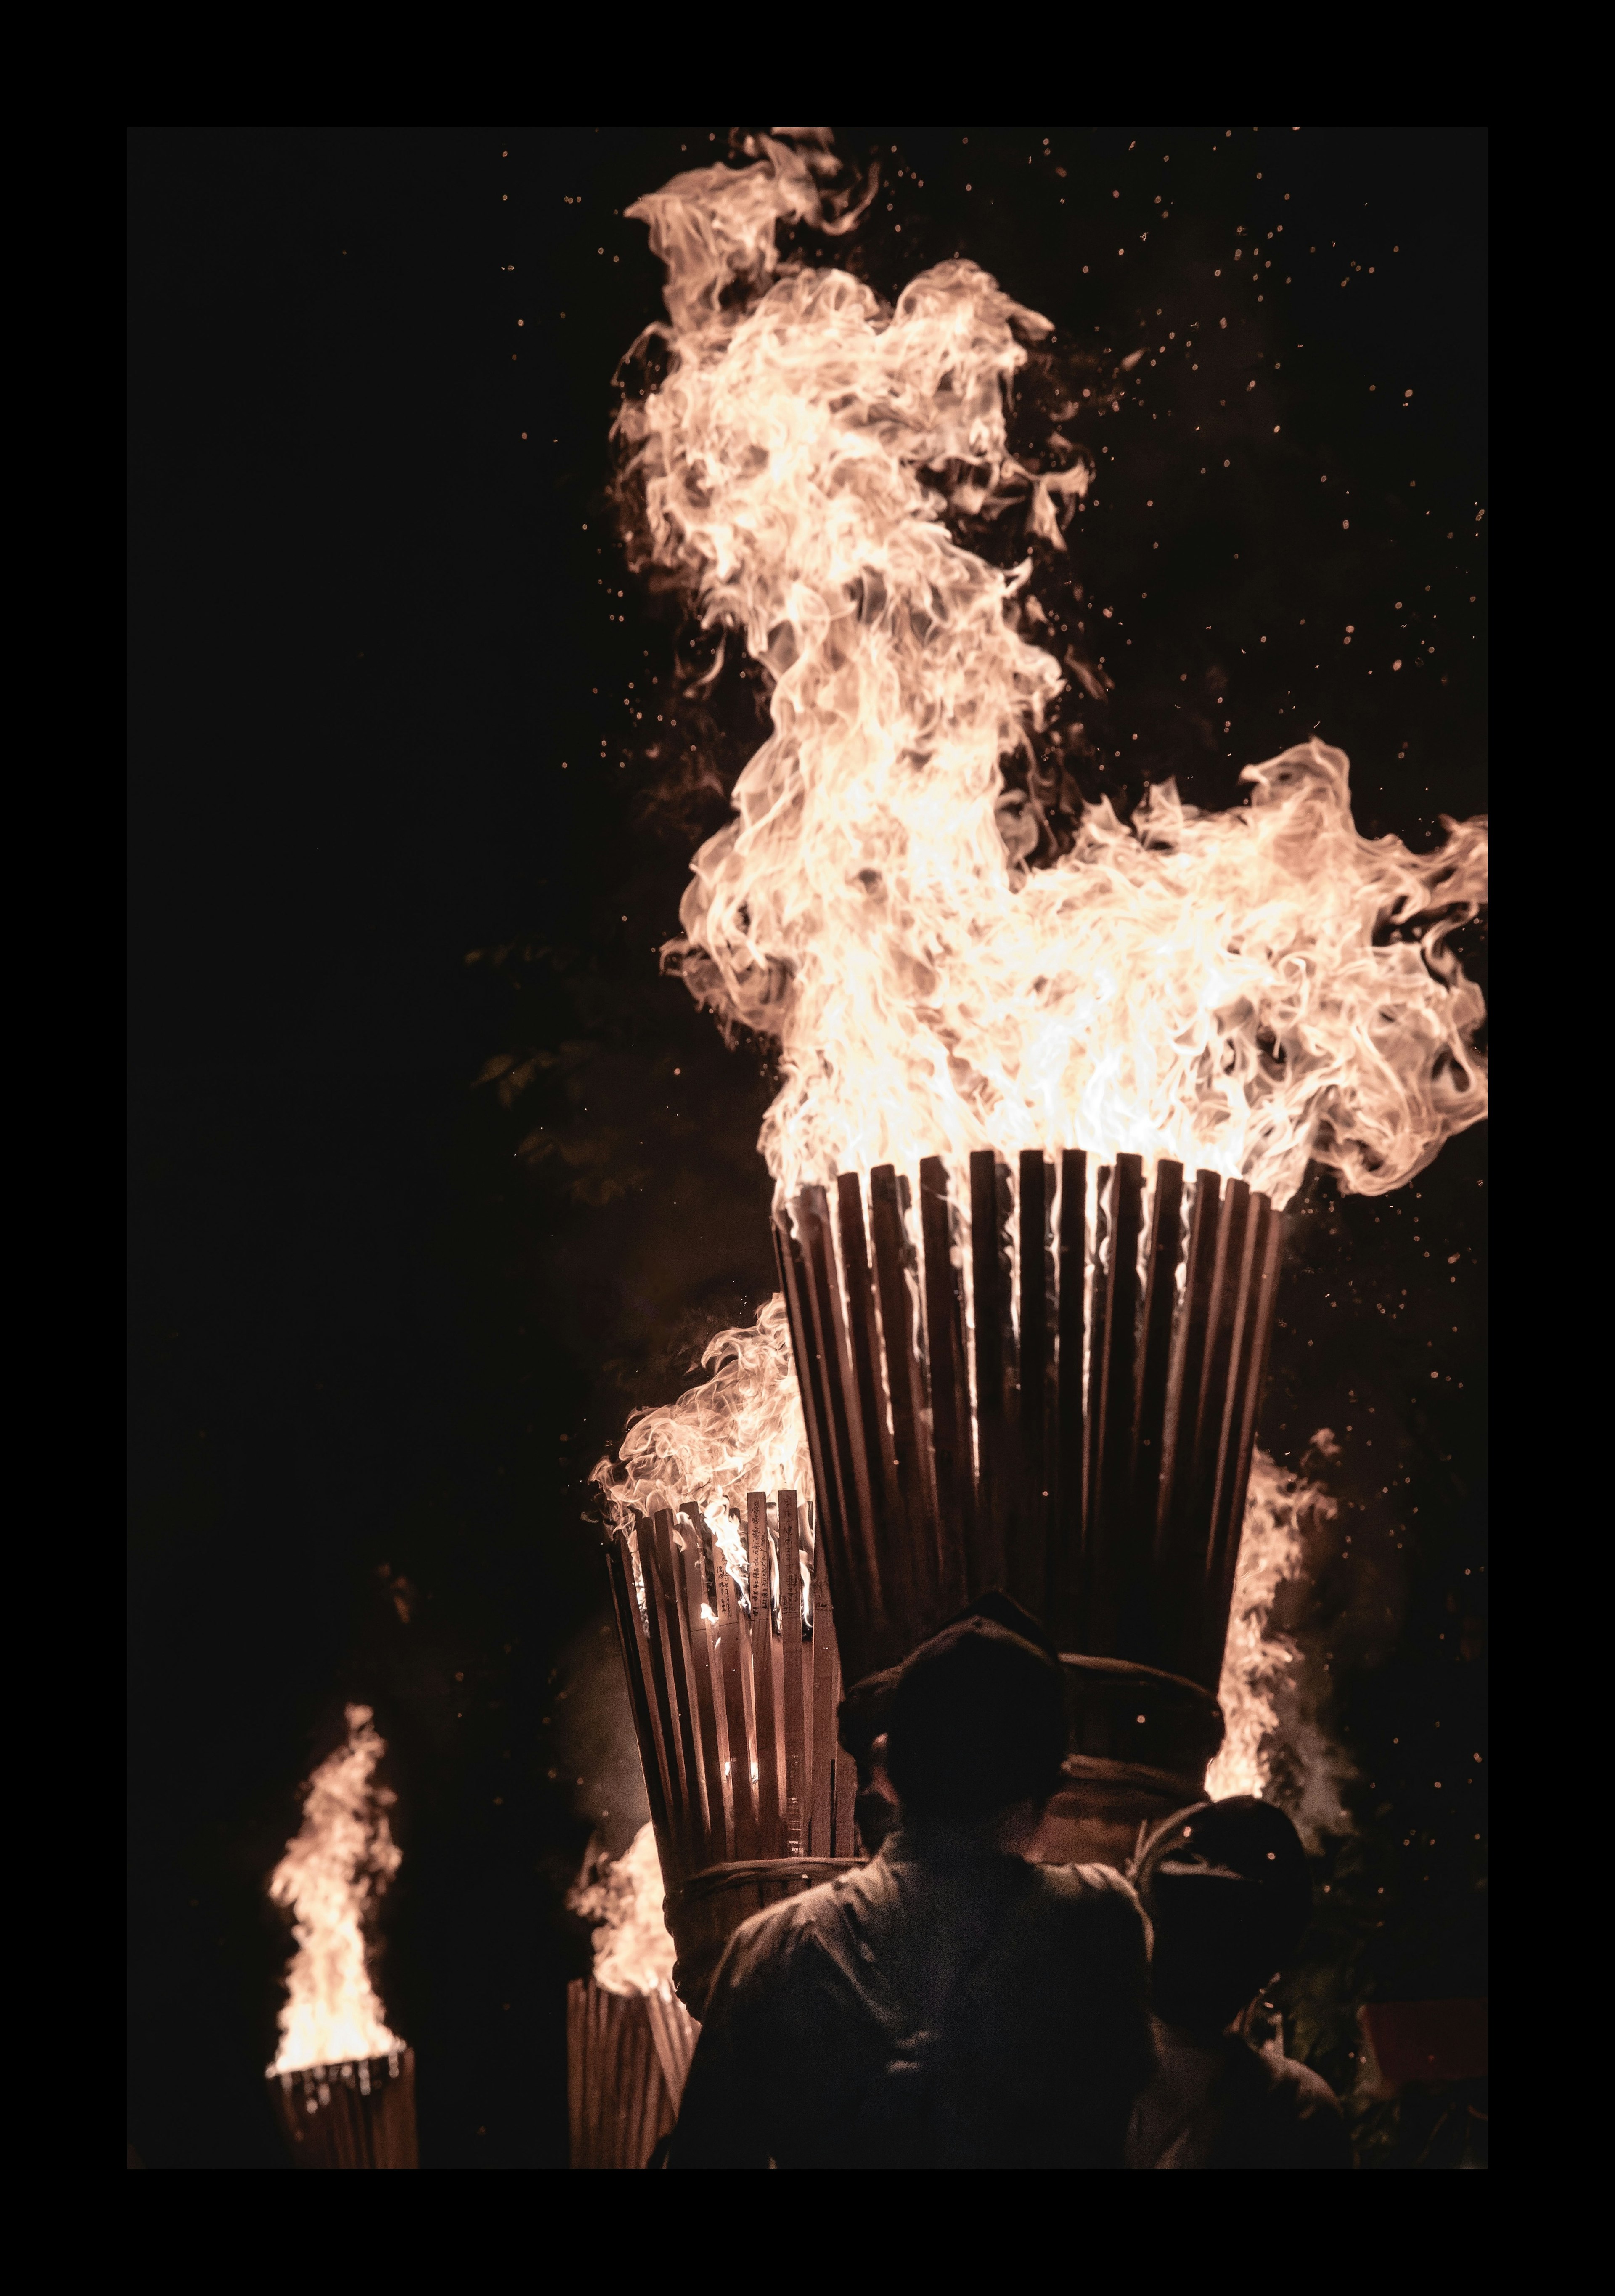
597 136 1485 1777
569 1822 677 1998
268 1704 404 2074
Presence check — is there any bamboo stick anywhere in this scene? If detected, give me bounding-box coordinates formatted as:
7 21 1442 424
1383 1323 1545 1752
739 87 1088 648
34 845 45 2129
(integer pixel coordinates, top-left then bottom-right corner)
650 1508 711 1873
1083 1163 1112 1637
778 1488 806 1855
680 1509 730 1864
869 1164 931 1646
837 1171 907 1636
633 1513 693 1876
773 1212 866 1676
1153 1173 1224 1630
1128 1158 1185 1657
969 1149 1013 1596
745 1492 783 1854
603 1535 675 1882
810 1539 836 1854
1051 1148 1088 1649
711 1539 758 1860
1014 1149 1053 1622
1199 1194 1276 1682
796 1186 888 1671
919 1156 972 1615
1092 1152 1145 1646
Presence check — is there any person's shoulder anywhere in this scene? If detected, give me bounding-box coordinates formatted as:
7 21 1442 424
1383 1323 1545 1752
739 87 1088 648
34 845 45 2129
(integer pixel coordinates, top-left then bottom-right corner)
1033 1860 1146 1921
718 1868 870 1984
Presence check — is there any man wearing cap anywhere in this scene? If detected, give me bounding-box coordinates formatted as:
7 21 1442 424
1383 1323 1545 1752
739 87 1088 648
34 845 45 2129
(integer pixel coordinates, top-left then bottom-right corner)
1125 1797 1351 2169
667 1614 1152 2170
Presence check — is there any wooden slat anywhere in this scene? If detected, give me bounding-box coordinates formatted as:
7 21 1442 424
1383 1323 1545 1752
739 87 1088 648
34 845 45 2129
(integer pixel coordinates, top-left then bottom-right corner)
603 1535 675 1881
919 1156 972 1614
712 1546 758 1860
1013 1149 1053 1622
778 1488 806 1854
1128 1158 1185 1656
836 1171 906 1638
1093 1151 1145 1644
680 1508 730 1863
773 1211 866 1677
745 1492 782 1855
1154 1173 1223 1556
796 1187 887 1672
1051 1148 1088 1649
650 1507 711 1873
1200 1194 1280 1684
633 1513 692 1876
1082 1164 1112 1637
1162 1176 1252 1681
969 1149 1013 1595
831 1603 855 1855
869 1163 933 1646
810 1538 836 1854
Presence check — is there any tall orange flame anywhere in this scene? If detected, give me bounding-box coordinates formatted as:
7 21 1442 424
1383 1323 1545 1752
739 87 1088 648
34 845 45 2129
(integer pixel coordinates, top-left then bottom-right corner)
268 1705 404 2075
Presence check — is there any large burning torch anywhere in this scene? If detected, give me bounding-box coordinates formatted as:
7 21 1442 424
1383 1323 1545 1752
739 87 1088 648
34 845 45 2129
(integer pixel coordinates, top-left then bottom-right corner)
585 133 1486 2039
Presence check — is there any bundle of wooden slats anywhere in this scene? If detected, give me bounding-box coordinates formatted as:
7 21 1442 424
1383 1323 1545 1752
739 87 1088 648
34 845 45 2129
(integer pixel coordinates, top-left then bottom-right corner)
604 1495 859 1896
567 1978 698 2169
773 1151 1285 1691
268 2048 418 2169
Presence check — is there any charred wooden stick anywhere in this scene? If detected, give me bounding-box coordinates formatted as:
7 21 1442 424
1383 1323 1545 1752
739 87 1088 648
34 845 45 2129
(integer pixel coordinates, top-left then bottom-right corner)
745 1492 782 1855
810 1540 836 1854
778 1490 806 1854
836 1171 900 1583
796 1187 888 1671
604 1534 676 1882
773 1213 867 1677
969 1150 1014 1596
634 1513 694 1875
1128 1159 1185 1657
919 1156 972 1615
869 1164 935 1647
680 1509 730 1863
650 1508 711 1873
712 1552 759 1861
1200 1196 1282 1685
1051 1148 1089 1649
1091 1152 1145 1647
1083 1164 1112 1633
1013 1150 1053 1620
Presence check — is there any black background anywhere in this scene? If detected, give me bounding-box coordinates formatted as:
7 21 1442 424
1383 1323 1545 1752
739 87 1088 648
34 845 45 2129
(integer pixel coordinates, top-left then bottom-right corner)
128 125 1486 2169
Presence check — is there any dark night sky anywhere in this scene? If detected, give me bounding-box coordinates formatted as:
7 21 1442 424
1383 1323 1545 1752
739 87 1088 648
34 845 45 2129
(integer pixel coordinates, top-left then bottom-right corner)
127 125 1485 2169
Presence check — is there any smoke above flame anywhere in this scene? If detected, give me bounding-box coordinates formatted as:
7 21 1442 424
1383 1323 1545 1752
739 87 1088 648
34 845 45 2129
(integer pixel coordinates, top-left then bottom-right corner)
596 135 1486 1755
268 1705 404 2075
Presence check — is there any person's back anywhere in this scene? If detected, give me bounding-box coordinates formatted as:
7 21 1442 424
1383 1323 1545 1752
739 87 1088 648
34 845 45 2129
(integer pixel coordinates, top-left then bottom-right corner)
1124 1798 1351 2171
667 1617 1152 2170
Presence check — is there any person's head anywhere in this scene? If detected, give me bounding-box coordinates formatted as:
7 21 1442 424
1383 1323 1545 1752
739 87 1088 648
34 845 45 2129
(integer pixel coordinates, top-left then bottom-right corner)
1133 1797 1313 2033
881 1615 1067 1841
836 1665 903 1851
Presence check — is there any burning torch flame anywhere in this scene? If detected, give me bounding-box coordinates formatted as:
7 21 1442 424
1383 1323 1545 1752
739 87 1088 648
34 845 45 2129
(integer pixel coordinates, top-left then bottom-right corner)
597 136 1485 1776
268 1704 403 2074
568 1821 677 1998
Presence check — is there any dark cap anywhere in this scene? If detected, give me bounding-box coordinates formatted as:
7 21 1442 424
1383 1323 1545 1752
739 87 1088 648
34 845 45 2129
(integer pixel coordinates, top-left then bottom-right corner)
1134 1796 1312 2031
884 1616 1067 1822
